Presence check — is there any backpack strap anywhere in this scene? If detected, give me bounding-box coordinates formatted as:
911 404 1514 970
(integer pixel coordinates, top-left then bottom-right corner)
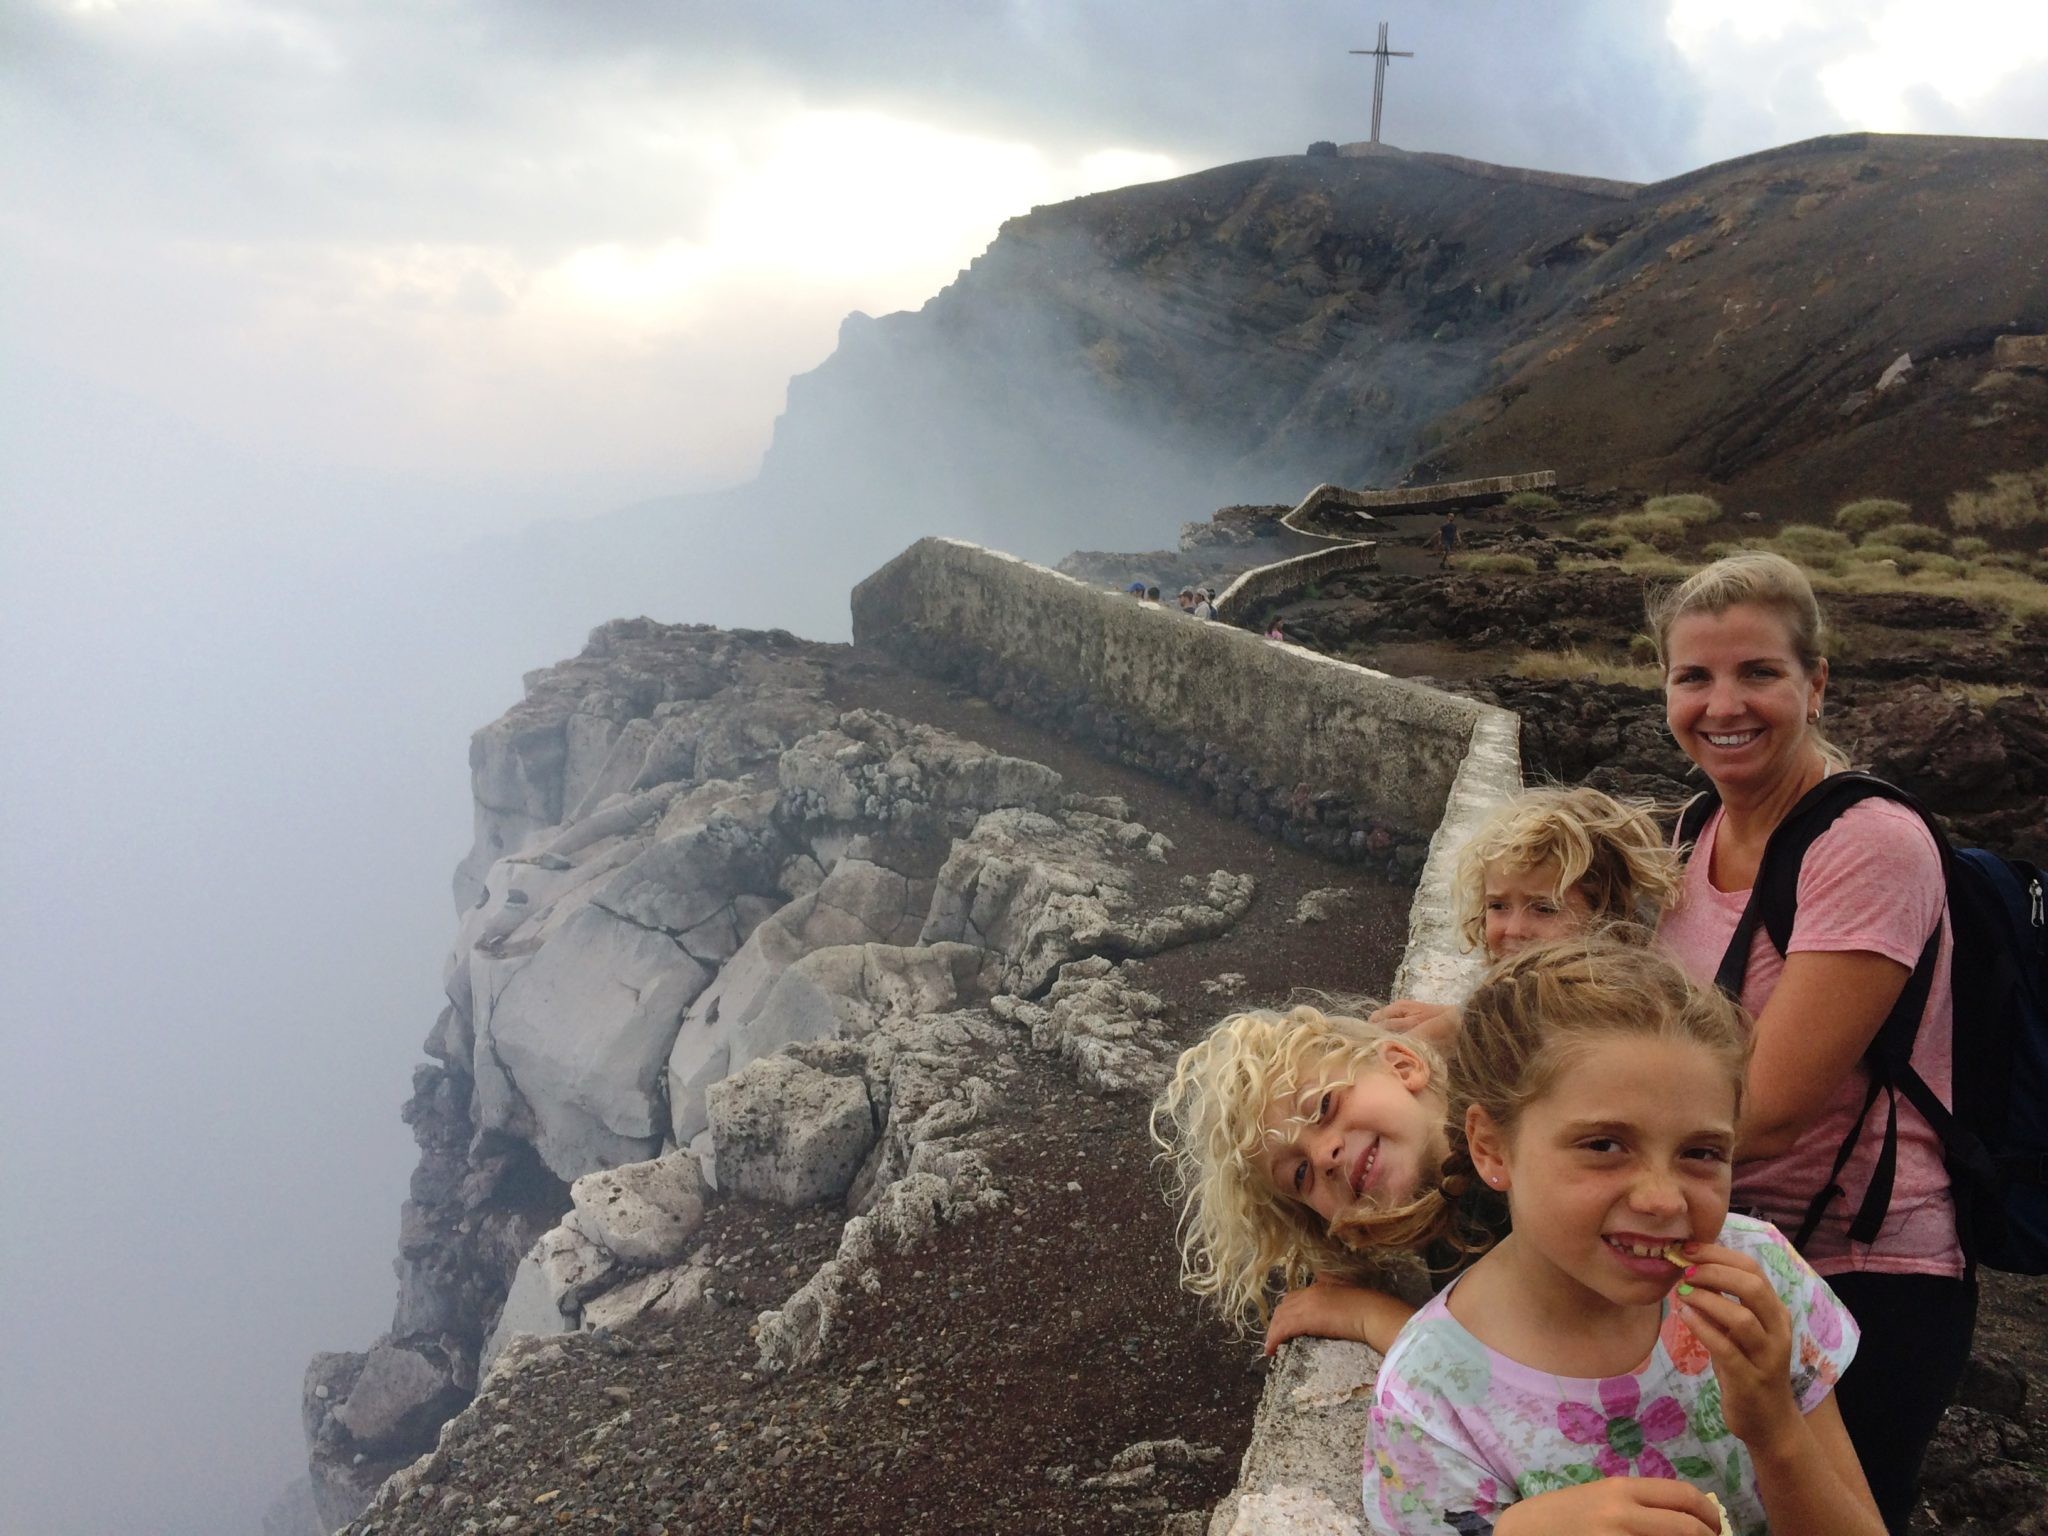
1704 773 1953 1251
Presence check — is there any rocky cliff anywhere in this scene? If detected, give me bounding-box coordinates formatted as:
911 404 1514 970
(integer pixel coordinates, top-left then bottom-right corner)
299 619 1334 1530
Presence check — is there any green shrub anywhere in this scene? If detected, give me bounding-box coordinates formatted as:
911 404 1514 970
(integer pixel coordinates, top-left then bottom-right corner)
1909 552 1964 578
1701 541 1741 560
1870 521 1946 551
1645 493 1722 526
1951 536 1991 558
1852 542 1910 565
1461 552 1539 576
1834 498 1913 535
1978 551 2033 572
1948 467 2048 530
1772 524 1852 557
1615 510 1690 549
1506 491 1561 515
1575 516 1613 537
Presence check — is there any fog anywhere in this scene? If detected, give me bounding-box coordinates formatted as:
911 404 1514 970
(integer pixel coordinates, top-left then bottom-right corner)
4 3 2045 1533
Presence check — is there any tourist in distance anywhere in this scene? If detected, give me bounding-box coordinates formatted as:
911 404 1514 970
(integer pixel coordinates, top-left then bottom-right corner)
1431 509 1460 568
1651 552 1971 1535
1265 618 1286 641
1192 587 1219 620
1176 586 1198 614
1360 939 1882 1536
1370 785 1682 1050
1145 584 1163 604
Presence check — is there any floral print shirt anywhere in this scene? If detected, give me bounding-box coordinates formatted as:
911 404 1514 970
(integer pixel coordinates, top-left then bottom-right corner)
1362 1215 1858 1536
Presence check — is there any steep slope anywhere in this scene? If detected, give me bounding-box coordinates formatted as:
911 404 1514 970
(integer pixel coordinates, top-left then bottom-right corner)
1418 133 2048 508
764 134 2047 525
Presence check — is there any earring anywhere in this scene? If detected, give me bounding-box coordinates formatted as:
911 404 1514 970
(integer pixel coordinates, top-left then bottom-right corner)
1808 711 1819 724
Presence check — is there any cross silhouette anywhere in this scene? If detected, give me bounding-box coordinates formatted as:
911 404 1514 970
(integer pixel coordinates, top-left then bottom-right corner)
1349 21 1415 145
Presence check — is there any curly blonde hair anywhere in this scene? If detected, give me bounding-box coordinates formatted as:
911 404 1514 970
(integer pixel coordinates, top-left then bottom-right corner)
1452 785 1683 952
1336 933 1750 1256
1151 1004 1445 1336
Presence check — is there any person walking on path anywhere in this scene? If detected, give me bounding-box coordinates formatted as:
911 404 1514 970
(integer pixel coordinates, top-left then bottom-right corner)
1432 511 1460 569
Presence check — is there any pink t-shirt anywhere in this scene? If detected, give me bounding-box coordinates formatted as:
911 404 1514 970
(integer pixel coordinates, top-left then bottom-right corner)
1660 798 1963 1279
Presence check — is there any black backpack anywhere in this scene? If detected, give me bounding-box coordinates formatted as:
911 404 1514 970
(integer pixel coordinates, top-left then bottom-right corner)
1677 771 2048 1274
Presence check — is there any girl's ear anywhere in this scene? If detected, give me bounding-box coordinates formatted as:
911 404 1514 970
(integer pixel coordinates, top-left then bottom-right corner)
1381 1039 1432 1095
1465 1104 1511 1192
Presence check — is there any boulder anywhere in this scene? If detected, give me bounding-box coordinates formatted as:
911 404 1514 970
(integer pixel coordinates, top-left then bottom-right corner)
578 1262 712 1332
480 903 713 1180
708 1055 877 1207
328 1342 467 1457
477 1254 572 1381
568 1152 707 1267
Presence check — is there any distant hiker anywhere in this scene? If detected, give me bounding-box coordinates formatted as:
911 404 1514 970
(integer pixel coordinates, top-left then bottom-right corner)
1177 587 1198 614
1127 580 1147 598
1192 587 1219 621
1145 585 1162 604
1265 619 1285 641
1432 510 1460 568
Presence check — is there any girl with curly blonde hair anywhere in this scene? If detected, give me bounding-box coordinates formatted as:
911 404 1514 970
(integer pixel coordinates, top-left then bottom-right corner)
1152 1003 1457 1356
1373 784 1682 1048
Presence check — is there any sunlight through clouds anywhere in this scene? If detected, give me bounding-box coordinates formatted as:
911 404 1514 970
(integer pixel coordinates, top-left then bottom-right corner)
1668 0 2048 133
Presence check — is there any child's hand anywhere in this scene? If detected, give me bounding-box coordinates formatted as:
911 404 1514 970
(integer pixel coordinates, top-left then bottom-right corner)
1367 999 1459 1048
1671 1241 1800 1449
1262 1277 1415 1356
1495 1477 1720 1535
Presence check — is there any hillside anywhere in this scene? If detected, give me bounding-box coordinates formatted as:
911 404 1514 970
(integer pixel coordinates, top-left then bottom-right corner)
766 133 2047 523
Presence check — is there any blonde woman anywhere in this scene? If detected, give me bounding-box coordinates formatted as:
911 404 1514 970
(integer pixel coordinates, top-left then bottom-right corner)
1651 551 1970 1535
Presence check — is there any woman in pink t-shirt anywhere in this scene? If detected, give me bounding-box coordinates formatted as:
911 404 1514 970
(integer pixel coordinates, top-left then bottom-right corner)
1650 552 1974 1535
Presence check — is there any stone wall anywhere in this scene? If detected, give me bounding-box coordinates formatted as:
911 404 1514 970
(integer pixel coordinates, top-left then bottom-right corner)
1335 141 1641 201
1212 542 1381 624
851 539 1516 876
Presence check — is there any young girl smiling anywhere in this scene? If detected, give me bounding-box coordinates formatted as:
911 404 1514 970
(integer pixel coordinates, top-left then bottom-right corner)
1363 937 1882 1536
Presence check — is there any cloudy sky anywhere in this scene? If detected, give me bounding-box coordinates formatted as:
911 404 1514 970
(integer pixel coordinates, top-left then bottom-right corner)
7 0 2046 528
3 6 2047 1536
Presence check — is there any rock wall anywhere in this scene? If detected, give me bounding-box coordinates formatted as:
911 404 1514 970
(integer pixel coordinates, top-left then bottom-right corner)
852 539 1510 872
1213 542 1381 624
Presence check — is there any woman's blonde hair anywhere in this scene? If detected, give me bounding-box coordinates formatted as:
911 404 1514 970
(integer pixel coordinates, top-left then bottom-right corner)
1151 1005 1443 1335
1335 934 1750 1256
1645 550 1848 767
1453 785 1682 951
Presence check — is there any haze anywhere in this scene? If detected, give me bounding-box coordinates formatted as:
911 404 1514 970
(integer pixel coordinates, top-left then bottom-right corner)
3 3 2045 1532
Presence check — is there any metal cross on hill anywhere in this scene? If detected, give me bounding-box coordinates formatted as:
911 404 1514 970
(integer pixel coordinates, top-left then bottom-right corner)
1349 21 1414 145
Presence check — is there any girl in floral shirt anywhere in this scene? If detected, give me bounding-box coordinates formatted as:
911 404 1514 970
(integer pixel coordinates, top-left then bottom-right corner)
1363 937 1881 1536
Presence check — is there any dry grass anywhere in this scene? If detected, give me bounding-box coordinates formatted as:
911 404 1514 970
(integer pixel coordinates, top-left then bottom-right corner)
1510 647 1665 688
1506 491 1561 515
1948 466 2048 530
1835 498 1914 535
1615 510 1691 549
1645 493 1722 526
1458 552 1540 575
1815 562 2048 620
1867 521 1947 551
1957 683 2028 708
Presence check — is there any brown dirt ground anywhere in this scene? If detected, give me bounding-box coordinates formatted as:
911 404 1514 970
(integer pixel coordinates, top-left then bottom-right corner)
342 648 1416 1536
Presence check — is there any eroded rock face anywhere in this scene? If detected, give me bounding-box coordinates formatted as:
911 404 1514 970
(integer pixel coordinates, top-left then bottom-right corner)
309 622 1265 1523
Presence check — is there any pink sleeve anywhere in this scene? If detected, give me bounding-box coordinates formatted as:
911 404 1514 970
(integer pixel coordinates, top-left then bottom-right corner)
1787 802 1943 968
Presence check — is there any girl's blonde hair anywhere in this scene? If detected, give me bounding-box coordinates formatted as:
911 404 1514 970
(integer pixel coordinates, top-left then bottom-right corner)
1453 785 1682 951
1335 934 1749 1256
1151 1005 1443 1334
1645 550 1848 768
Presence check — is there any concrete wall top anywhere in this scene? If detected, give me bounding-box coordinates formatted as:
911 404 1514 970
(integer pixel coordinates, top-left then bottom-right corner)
852 538 1511 837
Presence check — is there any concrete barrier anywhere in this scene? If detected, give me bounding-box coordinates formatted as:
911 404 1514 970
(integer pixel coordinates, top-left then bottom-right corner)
851 538 1516 853
1213 541 1380 624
